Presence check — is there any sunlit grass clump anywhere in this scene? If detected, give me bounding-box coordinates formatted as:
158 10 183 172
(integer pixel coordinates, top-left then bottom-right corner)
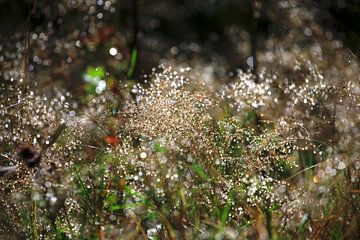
0 62 359 239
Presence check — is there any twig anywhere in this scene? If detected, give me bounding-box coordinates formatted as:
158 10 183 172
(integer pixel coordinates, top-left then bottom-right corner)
41 123 66 152
286 162 324 181
84 112 110 135
0 99 27 111
0 166 17 177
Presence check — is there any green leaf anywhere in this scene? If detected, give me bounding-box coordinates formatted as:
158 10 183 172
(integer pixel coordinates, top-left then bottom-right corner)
244 110 257 125
124 185 143 198
221 102 230 120
193 163 209 181
87 66 105 78
85 83 97 95
105 193 117 205
331 224 342 240
154 141 167 153
73 166 91 205
111 202 143 211
221 190 233 224
127 48 137 78
299 213 309 235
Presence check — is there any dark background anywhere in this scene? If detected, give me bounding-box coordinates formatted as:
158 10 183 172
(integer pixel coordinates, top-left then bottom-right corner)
1 0 359 83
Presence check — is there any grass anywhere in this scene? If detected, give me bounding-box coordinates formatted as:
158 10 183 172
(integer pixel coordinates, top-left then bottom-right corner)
0 65 359 239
